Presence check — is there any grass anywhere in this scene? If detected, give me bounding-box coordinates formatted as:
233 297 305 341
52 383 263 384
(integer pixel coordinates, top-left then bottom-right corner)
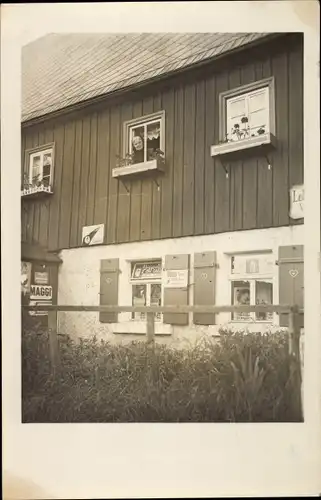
22 328 303 423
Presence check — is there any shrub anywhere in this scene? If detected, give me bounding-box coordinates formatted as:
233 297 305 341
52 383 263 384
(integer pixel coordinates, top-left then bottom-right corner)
22 328 302 423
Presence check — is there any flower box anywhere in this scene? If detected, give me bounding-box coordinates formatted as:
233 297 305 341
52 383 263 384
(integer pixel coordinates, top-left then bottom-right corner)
210 133 277 158
112 158 165 179
21 184 54 198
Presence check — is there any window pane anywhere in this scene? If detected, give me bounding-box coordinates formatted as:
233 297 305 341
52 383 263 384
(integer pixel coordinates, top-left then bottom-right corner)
132 284 146 321
255 280 273 321
43 153 52 179
248 89 267 112
31 155 41 181
249 109 268 135
131 126 145 164
226 97 247 141
146 121 161 160
150 283 162 321
232 281 251 321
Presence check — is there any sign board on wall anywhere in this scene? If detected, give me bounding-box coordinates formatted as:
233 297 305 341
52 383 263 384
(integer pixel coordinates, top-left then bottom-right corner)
29 300 52 316
289 185 304 220
82 224 105 246
163 269 188 288
34 271 49 284
30 285 53 300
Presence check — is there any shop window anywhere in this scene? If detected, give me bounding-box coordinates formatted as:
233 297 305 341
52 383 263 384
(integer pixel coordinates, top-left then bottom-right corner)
130 260 162 321
230 253 274 322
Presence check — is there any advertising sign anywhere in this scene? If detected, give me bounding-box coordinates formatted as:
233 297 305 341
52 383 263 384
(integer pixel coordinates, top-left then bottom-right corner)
289 184 304 220
29 300 52 316
30 285 53 300
82 224 105 246
34 271 49 284
21 261 31 294
163 269 188 288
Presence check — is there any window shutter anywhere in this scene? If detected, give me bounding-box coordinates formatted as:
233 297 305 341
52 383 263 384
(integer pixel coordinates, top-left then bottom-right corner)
99 258 119 323
163 254 189 325
278 245 304 327
193 251 216 325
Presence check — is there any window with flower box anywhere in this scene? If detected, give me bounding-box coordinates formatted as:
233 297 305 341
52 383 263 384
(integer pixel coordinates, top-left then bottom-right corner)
130 260 162 322
22 144 55 197
112 112 165 179
211 77 276 158
229 252 275 322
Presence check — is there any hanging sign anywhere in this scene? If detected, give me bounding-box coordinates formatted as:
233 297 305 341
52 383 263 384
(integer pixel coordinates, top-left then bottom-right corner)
163 269 188 288
289 185 304 220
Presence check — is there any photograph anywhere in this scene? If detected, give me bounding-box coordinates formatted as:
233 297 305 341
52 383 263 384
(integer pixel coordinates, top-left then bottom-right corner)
20 29 306 424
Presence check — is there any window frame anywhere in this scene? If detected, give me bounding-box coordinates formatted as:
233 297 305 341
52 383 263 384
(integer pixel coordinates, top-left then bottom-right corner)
123 111 165 164
129 259 163 322
228 252 274 323
218 77 276 144
24 143 55 188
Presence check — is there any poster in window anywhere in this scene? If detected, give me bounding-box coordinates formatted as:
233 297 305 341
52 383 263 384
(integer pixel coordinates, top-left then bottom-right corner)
232 282 250 321
255 280 273 321
21 261 31 294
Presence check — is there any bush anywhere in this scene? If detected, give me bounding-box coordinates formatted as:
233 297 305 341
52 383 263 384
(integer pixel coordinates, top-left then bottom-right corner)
22 328 302 423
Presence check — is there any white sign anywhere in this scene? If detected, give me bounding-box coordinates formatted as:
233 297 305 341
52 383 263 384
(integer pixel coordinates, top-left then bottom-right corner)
29 299 52 316
289 185 304 220
30 285 53 300
35 271 49 284
163 269 188 288
82 224 104 246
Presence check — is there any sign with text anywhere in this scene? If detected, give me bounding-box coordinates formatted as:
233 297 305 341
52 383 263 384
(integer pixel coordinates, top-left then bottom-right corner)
163 269 188 288
289 184 304 220
131 261 162 280
30 285 53 300
29 299 52 316
34 271 49 284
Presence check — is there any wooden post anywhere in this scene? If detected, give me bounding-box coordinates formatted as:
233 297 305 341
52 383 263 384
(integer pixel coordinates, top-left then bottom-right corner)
48 310 59 376
146 312 155 348
288 309 294 356
288 306 303 420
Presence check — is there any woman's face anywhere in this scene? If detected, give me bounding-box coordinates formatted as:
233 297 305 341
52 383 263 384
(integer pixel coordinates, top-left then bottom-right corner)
239 291 250 304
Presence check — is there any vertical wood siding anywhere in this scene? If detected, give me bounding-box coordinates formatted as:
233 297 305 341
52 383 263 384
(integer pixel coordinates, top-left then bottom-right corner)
21 36 303 252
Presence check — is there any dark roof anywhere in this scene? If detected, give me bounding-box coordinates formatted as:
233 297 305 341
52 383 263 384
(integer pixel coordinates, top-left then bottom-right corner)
22 32 272 122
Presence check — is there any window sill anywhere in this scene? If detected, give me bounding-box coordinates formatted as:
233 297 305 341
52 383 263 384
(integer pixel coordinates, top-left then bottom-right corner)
112 158 165 178
21 185 53 198
112 321 172 336
210 133 276 158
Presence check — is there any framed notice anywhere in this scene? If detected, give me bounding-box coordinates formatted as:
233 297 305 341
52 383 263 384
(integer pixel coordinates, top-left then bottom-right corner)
163 269 188 288
289 184 304 220
35 271 49 284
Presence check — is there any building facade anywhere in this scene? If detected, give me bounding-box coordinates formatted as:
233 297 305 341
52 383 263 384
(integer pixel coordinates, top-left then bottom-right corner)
21 32 304 344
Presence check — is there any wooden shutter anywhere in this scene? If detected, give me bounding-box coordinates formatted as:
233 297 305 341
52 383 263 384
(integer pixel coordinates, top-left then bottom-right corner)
278 245 304 327
99 258 119 323
193 251 216 325
163 254 189 325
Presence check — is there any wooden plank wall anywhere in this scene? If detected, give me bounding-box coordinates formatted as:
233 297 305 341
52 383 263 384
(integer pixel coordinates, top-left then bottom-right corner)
21 35 303 252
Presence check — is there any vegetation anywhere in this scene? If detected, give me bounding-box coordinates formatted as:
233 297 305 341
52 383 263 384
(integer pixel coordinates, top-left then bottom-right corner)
22 328 302 423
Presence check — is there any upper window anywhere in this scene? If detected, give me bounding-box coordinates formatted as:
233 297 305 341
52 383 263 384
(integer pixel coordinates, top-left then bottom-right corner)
229 252 274 322
23 143 54 192
124 111 165 165
219 77 275 144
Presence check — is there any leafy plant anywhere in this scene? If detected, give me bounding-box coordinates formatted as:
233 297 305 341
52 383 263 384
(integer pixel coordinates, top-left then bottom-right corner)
22 327 302 423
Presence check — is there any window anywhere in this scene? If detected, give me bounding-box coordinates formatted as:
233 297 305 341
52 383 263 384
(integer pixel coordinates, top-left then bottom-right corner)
124 112 165 165
130 260 162 321
230 253 274 322
25 144 54 189
219 77 275 143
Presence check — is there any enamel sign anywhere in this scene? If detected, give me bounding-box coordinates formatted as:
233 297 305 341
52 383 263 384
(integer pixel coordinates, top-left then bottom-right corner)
163 269 188 288
82 224 104 246
30 285 53 300
289 185 304 220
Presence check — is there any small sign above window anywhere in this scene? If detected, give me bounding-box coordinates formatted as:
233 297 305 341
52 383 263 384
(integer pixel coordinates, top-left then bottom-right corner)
131 261 162 281
82 224 105 246
289 184 304 220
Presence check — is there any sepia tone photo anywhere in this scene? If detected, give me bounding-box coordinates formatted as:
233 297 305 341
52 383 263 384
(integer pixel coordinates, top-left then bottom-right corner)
21 31 304 423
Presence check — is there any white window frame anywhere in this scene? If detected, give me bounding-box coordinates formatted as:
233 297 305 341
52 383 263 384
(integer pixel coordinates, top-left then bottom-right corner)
229 253 274 323
25 143 55 187
130 260 163 322
123 111 165 164
219 77 275 143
